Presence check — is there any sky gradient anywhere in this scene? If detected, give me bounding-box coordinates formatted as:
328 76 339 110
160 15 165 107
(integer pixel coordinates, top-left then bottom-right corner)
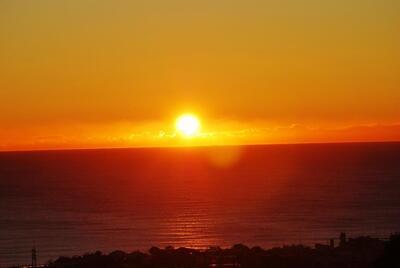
1 0 399 150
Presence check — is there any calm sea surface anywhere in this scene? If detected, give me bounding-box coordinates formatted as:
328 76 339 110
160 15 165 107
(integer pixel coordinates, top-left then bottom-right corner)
1 143 400 266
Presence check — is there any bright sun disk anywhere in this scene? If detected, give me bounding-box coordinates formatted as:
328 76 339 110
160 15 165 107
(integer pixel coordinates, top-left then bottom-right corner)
175 114 201 137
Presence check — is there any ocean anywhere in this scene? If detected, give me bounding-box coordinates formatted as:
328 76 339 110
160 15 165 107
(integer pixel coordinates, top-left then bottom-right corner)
1 142 400 266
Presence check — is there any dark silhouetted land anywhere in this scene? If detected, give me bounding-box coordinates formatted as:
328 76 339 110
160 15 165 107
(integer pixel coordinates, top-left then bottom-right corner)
16 233 400 268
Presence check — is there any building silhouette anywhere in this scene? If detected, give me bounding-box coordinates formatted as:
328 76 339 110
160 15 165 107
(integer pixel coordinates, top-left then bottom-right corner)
32 247 37 268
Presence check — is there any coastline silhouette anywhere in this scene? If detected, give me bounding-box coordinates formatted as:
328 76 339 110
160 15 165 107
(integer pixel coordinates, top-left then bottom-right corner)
13 233 400 268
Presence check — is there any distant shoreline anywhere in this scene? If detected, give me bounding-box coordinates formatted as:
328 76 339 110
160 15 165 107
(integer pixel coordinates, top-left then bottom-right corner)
9 233 400 268
1 140 400 153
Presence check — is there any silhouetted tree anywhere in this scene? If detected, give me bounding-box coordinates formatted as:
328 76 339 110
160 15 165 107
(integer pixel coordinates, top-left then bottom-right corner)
374 233 400 268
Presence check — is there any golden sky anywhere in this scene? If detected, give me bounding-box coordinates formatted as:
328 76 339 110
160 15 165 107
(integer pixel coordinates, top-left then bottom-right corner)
1 0 399 150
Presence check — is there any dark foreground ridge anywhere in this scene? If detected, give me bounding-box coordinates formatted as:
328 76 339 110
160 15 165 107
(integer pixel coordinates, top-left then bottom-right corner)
18 233 400 268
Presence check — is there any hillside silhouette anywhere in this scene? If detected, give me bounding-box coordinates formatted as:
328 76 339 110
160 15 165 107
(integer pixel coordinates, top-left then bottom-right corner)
25 233 399 268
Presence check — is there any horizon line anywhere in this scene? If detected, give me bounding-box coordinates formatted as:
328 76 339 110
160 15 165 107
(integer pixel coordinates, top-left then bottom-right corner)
1 139 400 154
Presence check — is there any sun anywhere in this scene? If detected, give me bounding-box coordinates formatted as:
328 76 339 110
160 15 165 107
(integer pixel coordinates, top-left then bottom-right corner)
175 114 201 137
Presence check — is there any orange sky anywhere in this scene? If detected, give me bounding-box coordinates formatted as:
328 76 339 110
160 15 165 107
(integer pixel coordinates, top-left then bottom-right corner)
1 0 399 151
